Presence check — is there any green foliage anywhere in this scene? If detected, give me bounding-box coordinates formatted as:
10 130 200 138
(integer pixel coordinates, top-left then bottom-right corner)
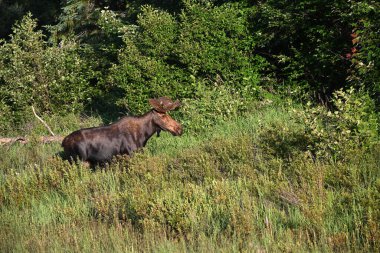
1 0 379 126
107 2 266 113
178 1 265 90
137 5 178 59
249 0 380 102
107 6 191 113
296 88 379 160
347 1 380 97
97 8 125 35
0 14 96 131
180 84 252 133
47 0 103 43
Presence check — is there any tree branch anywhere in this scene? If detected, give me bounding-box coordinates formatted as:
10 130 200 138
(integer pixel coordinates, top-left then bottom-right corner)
32 106 55 136
0 136 63 145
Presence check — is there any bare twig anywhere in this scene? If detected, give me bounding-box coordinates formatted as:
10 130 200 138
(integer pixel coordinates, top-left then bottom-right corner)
32 106 55 136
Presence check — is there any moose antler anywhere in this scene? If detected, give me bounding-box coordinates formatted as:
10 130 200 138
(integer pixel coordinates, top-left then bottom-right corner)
149 97 181 113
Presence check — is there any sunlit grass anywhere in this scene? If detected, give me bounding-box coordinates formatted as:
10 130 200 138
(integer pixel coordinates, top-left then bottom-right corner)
0 102 379 252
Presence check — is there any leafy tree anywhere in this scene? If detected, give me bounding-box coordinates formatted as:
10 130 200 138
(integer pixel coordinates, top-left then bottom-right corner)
0 0 378 130
107 1 267 112
107 6 190 112
248 0 354 100
0 14 96 130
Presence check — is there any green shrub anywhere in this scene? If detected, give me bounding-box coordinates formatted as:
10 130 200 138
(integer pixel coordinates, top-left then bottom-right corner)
297 87 379 160
106 6 190 113
0 14 96 131
179 84 251 134
106 2 267 113
177 1 266 91
249 0 361 99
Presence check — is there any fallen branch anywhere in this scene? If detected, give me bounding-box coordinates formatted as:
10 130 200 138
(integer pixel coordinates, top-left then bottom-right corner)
0 137 27 145
0 106 64 145
0 136 64 145
39 135 64 143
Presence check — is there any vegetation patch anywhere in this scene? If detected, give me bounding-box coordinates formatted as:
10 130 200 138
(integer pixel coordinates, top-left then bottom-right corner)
0 0 379 251
1 103 379 252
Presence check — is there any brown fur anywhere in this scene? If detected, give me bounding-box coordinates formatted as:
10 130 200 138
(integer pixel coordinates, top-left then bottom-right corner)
62 98 182 166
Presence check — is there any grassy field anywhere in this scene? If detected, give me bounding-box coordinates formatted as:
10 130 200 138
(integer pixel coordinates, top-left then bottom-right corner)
0 103 379 252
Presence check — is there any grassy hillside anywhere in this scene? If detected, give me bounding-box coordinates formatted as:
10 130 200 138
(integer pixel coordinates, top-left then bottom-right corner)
0 102 379 252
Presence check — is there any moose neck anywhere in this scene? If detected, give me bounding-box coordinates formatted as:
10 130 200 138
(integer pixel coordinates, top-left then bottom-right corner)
119 110 159 148
139 110 160 147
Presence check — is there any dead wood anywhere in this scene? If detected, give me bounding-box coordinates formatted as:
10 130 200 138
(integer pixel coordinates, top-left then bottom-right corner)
32 106 55 136
0 106 65 146
0 136 63 145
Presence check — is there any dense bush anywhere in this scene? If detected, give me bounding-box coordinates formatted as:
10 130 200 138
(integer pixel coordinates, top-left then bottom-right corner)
296 88 379 160
179 84 252 133
1 1 379 131
106 2 266 113
249 0 379 102
107 6 191 113
177 2 266 90
0 14 97 131
347 1 380 97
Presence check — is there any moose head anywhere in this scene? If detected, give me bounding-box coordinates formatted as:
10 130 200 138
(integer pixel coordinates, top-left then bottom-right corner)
149 97 182 136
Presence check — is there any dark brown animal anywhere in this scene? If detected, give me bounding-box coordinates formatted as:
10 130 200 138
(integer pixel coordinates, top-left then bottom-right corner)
62 97 182 165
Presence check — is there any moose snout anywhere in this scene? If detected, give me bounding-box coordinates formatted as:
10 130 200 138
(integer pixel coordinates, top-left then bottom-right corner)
172 125 183 136
170 124 183 136
177 126 183 136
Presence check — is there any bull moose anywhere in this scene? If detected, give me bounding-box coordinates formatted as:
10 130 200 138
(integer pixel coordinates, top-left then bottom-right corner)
62 97 182 166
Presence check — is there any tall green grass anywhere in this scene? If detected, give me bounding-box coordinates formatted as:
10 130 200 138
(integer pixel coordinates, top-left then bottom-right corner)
0 103 379 252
